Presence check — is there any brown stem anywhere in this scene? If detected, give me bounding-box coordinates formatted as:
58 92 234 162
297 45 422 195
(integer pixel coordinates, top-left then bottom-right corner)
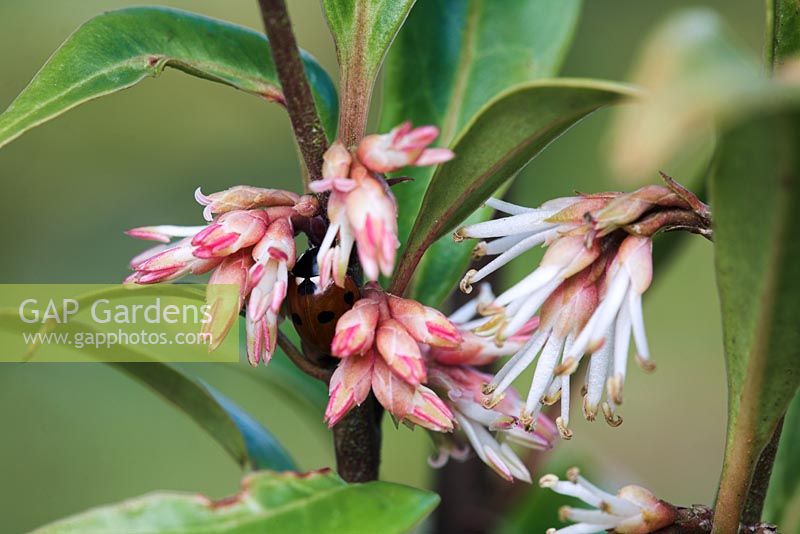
331 393 383 482
651 505 778 533
743 417 785 524
276 330 332 383
623 208 714 241
257 0 328 187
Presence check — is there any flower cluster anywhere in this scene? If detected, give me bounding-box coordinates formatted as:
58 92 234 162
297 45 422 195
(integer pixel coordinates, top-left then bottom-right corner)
455 181 709 438
311 122 453 287
327 282 558 482
126 186 315 366
540 468 676 533
325 282 461 430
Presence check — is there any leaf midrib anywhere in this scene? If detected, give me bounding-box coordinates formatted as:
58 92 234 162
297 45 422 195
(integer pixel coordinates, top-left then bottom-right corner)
0 55 282 138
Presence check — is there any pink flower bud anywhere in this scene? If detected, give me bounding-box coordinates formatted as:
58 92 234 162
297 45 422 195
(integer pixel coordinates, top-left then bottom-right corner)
386 295 461 348
202 251 253 349
322 141 353 180
325 350 375 427
344 173 400 281
191 210 270 259
195 186 299 221
356 121 454 174
375 319 426 386
127 239 221 284
371 357 453 432
331 297 380 357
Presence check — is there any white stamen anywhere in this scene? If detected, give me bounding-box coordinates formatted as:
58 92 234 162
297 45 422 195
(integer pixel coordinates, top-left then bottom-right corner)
491 329 550 396
495 264 561 307
561 508 621 527
504 277 562 336
613 296 632 383
449 283 495 324
525 334 565 414
485 197 538 215
469 229 558 285
585 323 614 413
460 212 557 239
482 233 528 255
628 290 651 361
569 271 630 360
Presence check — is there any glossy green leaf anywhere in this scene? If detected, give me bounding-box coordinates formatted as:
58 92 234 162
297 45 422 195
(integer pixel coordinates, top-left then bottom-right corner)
32 470 439 534
391 80 636 300
711 108 800 526
0 6 338 150
380 0 582 304
323 0 416 144
764 394 800 530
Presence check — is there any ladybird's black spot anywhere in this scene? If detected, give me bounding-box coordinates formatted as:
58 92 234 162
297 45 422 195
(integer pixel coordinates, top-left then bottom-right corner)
291 313 303 326
344 291 355 305
317 311 335 324
298 279 317 296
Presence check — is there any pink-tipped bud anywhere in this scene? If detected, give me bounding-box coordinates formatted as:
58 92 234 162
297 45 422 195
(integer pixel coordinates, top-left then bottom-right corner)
430 330 528 366
375 319 426 386
406 386 455 433
371 356 414 420
615 485 678 533
127 239 221 284
357 122 454 174
540 234 601 280
331 297 381 357
192 210 270 259
195 186 299 221
203 251 253 349
322 141 353 180
344 175 400 281
325 350 375 427
386 295 461 348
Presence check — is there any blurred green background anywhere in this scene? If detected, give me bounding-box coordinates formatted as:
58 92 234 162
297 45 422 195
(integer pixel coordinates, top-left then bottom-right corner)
0 1 764 532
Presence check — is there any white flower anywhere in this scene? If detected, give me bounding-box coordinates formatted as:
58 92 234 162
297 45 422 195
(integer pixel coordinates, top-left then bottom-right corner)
540 468 677 534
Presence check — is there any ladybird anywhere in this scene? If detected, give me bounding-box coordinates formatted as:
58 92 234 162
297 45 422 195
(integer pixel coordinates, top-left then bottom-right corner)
287 247 360 354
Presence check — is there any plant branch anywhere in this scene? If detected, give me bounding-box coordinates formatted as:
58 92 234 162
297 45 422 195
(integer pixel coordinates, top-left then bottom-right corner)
743 416 785 524
276 330 332 383
332 394 383 482
258 0 328 187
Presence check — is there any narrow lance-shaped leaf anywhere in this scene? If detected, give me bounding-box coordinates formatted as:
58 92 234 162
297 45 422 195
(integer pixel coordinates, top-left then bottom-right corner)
32 470 440 534
322 0 416 146
711 108 800 529
391 80 637 297
0 6 338 149
0 305 296 472
380 0 582 304
113 362 296 473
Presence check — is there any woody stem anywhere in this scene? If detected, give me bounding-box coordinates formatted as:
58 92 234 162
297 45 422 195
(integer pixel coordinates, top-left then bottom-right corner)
257 0 328 188
332 394 383 482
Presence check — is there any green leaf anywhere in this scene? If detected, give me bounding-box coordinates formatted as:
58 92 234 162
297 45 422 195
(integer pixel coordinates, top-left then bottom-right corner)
764 394 800 530
711 108 800 526
380 0 582 304
391 80 636 300
322 0 416 144
31 470 439 534
0 304 296 472
767 0 800 69
0 6 338 150
112 362 297 473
